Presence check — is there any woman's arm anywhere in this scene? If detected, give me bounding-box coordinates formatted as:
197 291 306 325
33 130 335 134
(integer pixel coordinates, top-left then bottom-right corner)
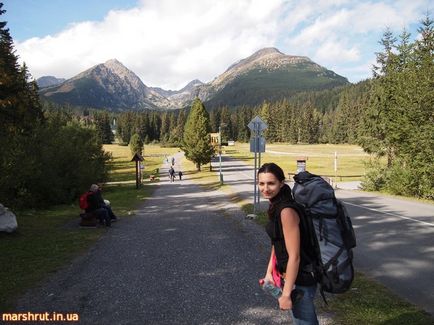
264 246 275 283
278 207 300 310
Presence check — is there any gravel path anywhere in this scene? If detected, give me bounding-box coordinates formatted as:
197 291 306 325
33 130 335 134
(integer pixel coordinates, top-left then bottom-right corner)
12 153 294 325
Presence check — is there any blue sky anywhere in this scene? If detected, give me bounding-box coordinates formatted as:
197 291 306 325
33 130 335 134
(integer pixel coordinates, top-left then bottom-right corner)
2 0 432 90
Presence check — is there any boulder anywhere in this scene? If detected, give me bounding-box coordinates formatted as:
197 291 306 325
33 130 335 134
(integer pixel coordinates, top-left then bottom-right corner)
0 203 18 233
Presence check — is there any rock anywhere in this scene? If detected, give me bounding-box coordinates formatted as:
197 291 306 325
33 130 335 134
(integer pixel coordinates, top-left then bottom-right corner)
0 203 18 233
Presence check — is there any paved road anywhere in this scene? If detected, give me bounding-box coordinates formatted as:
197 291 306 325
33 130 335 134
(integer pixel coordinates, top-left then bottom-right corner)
213 155 434 316
337 190 434 316
12 153 293 325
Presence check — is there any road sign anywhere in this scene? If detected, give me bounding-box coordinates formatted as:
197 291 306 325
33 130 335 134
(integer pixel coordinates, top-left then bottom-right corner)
247 116 268 215
250 136 265 153
247 116 267 132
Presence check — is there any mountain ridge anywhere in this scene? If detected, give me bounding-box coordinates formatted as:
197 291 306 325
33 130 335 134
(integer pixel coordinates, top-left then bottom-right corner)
38 48 349 110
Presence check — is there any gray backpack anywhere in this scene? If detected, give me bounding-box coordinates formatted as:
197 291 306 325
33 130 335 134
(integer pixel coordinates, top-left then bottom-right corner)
292 171 356 300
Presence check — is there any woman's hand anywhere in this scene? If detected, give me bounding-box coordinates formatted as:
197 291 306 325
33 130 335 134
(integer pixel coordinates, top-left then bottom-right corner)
278 294 292 310
263 273 275 286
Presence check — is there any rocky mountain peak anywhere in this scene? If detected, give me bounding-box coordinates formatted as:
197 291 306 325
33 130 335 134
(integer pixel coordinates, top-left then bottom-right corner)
180 79 203 93
211 48 312 92
251 47 284 57
101 59 145 88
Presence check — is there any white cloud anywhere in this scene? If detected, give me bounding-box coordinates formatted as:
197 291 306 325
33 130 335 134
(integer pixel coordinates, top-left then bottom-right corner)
14 0 432 88
314 39 360 63
15 0 283 89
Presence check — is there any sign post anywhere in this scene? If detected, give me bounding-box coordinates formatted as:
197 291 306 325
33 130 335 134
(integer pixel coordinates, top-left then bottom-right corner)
247 116 267 216
131 153 144 189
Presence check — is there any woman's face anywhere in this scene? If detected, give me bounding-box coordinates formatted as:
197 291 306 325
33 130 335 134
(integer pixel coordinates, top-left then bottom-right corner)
258 172 284 200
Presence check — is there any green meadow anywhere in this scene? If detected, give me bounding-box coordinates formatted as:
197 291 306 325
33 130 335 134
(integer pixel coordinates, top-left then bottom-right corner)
225 142 370 181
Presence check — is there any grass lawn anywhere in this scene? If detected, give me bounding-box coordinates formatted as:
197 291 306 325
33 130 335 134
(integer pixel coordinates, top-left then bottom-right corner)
0 143 178 311
321 272 434 325
226 142 371 181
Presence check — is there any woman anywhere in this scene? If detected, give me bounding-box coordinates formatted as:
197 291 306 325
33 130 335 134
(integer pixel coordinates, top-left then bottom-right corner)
259 163 319 325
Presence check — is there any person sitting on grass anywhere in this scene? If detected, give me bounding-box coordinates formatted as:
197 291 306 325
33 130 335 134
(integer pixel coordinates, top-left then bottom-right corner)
91 184 119 222
85 184 111 227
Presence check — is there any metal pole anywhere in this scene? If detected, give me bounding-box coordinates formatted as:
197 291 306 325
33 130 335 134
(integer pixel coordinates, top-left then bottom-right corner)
135 161 139 189
258 148 261 209
253 123 258 214
334 151 338 189
219 126 223 184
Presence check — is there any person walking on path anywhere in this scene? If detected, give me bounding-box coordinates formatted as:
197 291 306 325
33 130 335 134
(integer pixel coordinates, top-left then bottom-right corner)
178 171 183 181
259 163 319 324
169 166 175 182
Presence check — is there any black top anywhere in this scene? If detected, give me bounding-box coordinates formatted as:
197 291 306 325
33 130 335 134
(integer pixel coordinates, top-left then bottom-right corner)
85 191 103 212
265 184 316 286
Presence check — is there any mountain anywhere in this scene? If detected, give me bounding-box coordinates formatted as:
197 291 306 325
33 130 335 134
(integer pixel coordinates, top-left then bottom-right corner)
39 59 173 111
36 76 65 88
150 79 203 107
39 48 349 111
198 47 349 108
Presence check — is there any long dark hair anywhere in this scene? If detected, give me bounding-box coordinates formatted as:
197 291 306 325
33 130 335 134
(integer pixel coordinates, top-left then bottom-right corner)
258 163 285 182
258 163 293 219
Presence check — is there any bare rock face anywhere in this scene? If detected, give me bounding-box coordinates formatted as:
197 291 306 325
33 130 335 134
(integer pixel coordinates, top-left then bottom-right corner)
0 203 18 233
36 76 66 88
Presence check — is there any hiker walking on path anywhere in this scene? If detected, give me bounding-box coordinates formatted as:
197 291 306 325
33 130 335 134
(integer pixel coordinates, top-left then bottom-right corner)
178 171 183 181
169 166 175 182
259 163 319 324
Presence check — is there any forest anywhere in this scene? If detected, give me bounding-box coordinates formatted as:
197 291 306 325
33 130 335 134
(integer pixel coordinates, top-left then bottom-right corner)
1 4 433 208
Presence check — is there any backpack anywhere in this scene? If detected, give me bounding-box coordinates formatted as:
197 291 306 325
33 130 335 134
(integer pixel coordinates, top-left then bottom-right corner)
79 192 91 210
292 171 356 301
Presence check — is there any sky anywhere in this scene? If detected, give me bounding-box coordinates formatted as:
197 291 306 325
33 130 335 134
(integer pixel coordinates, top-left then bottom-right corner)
2 0 432 90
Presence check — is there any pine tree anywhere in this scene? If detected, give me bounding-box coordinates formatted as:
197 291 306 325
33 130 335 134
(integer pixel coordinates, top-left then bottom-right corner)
159 112 170 142
94 111 114 144
130 133 144 156
182 98 214 171
220 106 232 142
136 112 149 143
359 29 399 166
0 4 44 137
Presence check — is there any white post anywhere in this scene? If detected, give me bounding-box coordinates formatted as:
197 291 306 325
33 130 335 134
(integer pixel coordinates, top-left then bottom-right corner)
334 151 338 188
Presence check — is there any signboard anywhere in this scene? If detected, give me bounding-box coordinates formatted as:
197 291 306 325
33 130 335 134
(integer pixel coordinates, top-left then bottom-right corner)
250 136 266 153
248 116 267 132
247 116 268 214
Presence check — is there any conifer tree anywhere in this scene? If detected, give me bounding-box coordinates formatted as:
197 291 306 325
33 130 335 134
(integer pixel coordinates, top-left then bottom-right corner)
0 3 43 137
170 109 186 145
94 111 114 144
182 98 214 171
159 112 170 142
130 133 144 156
134 112 147 143
359 29 399 166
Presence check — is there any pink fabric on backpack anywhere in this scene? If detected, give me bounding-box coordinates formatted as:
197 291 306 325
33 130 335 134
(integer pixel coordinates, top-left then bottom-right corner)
272 254 282 288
